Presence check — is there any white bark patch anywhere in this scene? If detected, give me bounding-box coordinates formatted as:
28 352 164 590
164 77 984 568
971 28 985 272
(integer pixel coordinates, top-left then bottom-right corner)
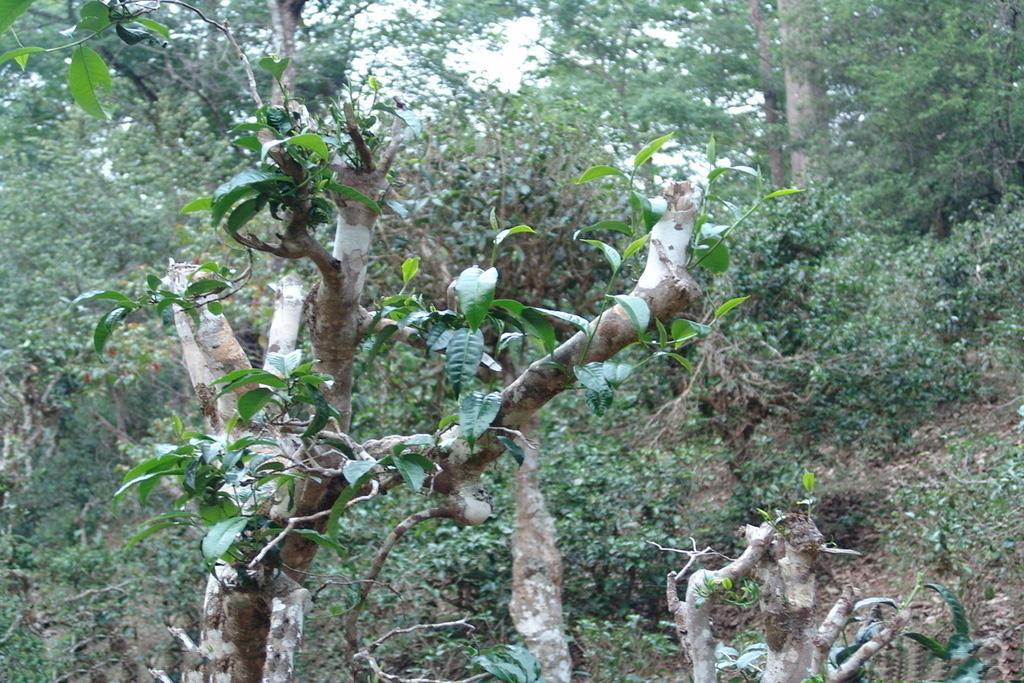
264 584 312 682
637 182 701 290
454 483 492 525
264 273 304 360
332 214 371 261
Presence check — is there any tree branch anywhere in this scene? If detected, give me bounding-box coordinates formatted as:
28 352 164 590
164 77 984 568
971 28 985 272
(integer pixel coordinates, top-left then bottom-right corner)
343 507 451 650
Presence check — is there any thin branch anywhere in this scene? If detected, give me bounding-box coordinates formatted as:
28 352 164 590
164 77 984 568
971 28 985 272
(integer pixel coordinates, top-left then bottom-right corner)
344 507 451 650
167 625 202 653
344 100 375 171
364 618 476 653
378 115 406 173
248 509 331 569
812 585 856 671
354 650 489 683
153 0 263 107
826 612 909 683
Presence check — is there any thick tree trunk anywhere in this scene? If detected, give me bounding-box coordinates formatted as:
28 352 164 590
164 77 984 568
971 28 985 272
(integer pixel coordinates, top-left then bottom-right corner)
509 431 572 683
166 267 309 682
778 0 826 181
749 0 786 186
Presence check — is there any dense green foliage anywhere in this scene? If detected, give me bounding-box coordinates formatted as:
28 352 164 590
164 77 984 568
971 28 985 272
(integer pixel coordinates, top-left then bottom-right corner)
2 0 1022 680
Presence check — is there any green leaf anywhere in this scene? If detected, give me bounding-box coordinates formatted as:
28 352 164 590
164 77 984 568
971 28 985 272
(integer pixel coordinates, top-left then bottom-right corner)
581 239 621 273
456 266 498 331
183 279 227 297
181 196 213 214
459 390 502 443
623 234 650 259
385 199 408 218
949 657 988 682
214 169 280 201
494 224 535 245
286 133 328 160
0 45 43 69
492 299 526 317
201 516 249 562
945 633 976 659
393 452 431 491
708 165 759 183
326 461 376 537
292 528 344 554
629 191 663 231
903 632 949 660
530 307 590 332
496 435 524 465
575 165 625 183
73 289 133 306
225 197 262 235
94 307 128 353
300 386 339 438
574 363 611 394
115 22 150 45
233 135 261 154
78 0 107 21
68 46 111 119
706 134 717 165
237 388 275 421
714 295 750 319
266 350 303 378
633 132 674 168
0 0 35 34
602 361 633 387
445 328 485 395
926 584 970 636
520 308 556 354
658 352 693 370
325 182 381 214
609 294 650 334
343 460 376 485
401 257 420 283
671 319 712 341
134 17 170 40
395 108 422 136
695 239 730 273
763 188 804 199
215 369 287 394
584 387 613 415
575 364 614 416
802 471 815 492
575 220 631 237
258 55 290 81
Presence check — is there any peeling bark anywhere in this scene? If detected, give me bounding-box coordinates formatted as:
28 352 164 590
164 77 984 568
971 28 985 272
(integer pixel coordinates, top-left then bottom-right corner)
755 513 824 682
165 261 252 432
670 515 899 683
509 432 572 683
264 273 304 363
678 524 774 682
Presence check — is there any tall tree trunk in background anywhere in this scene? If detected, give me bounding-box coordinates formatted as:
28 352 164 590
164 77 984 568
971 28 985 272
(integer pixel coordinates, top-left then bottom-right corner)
267 0 306 103
509 430 572 683
778 0 826 182
749 0 786 186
